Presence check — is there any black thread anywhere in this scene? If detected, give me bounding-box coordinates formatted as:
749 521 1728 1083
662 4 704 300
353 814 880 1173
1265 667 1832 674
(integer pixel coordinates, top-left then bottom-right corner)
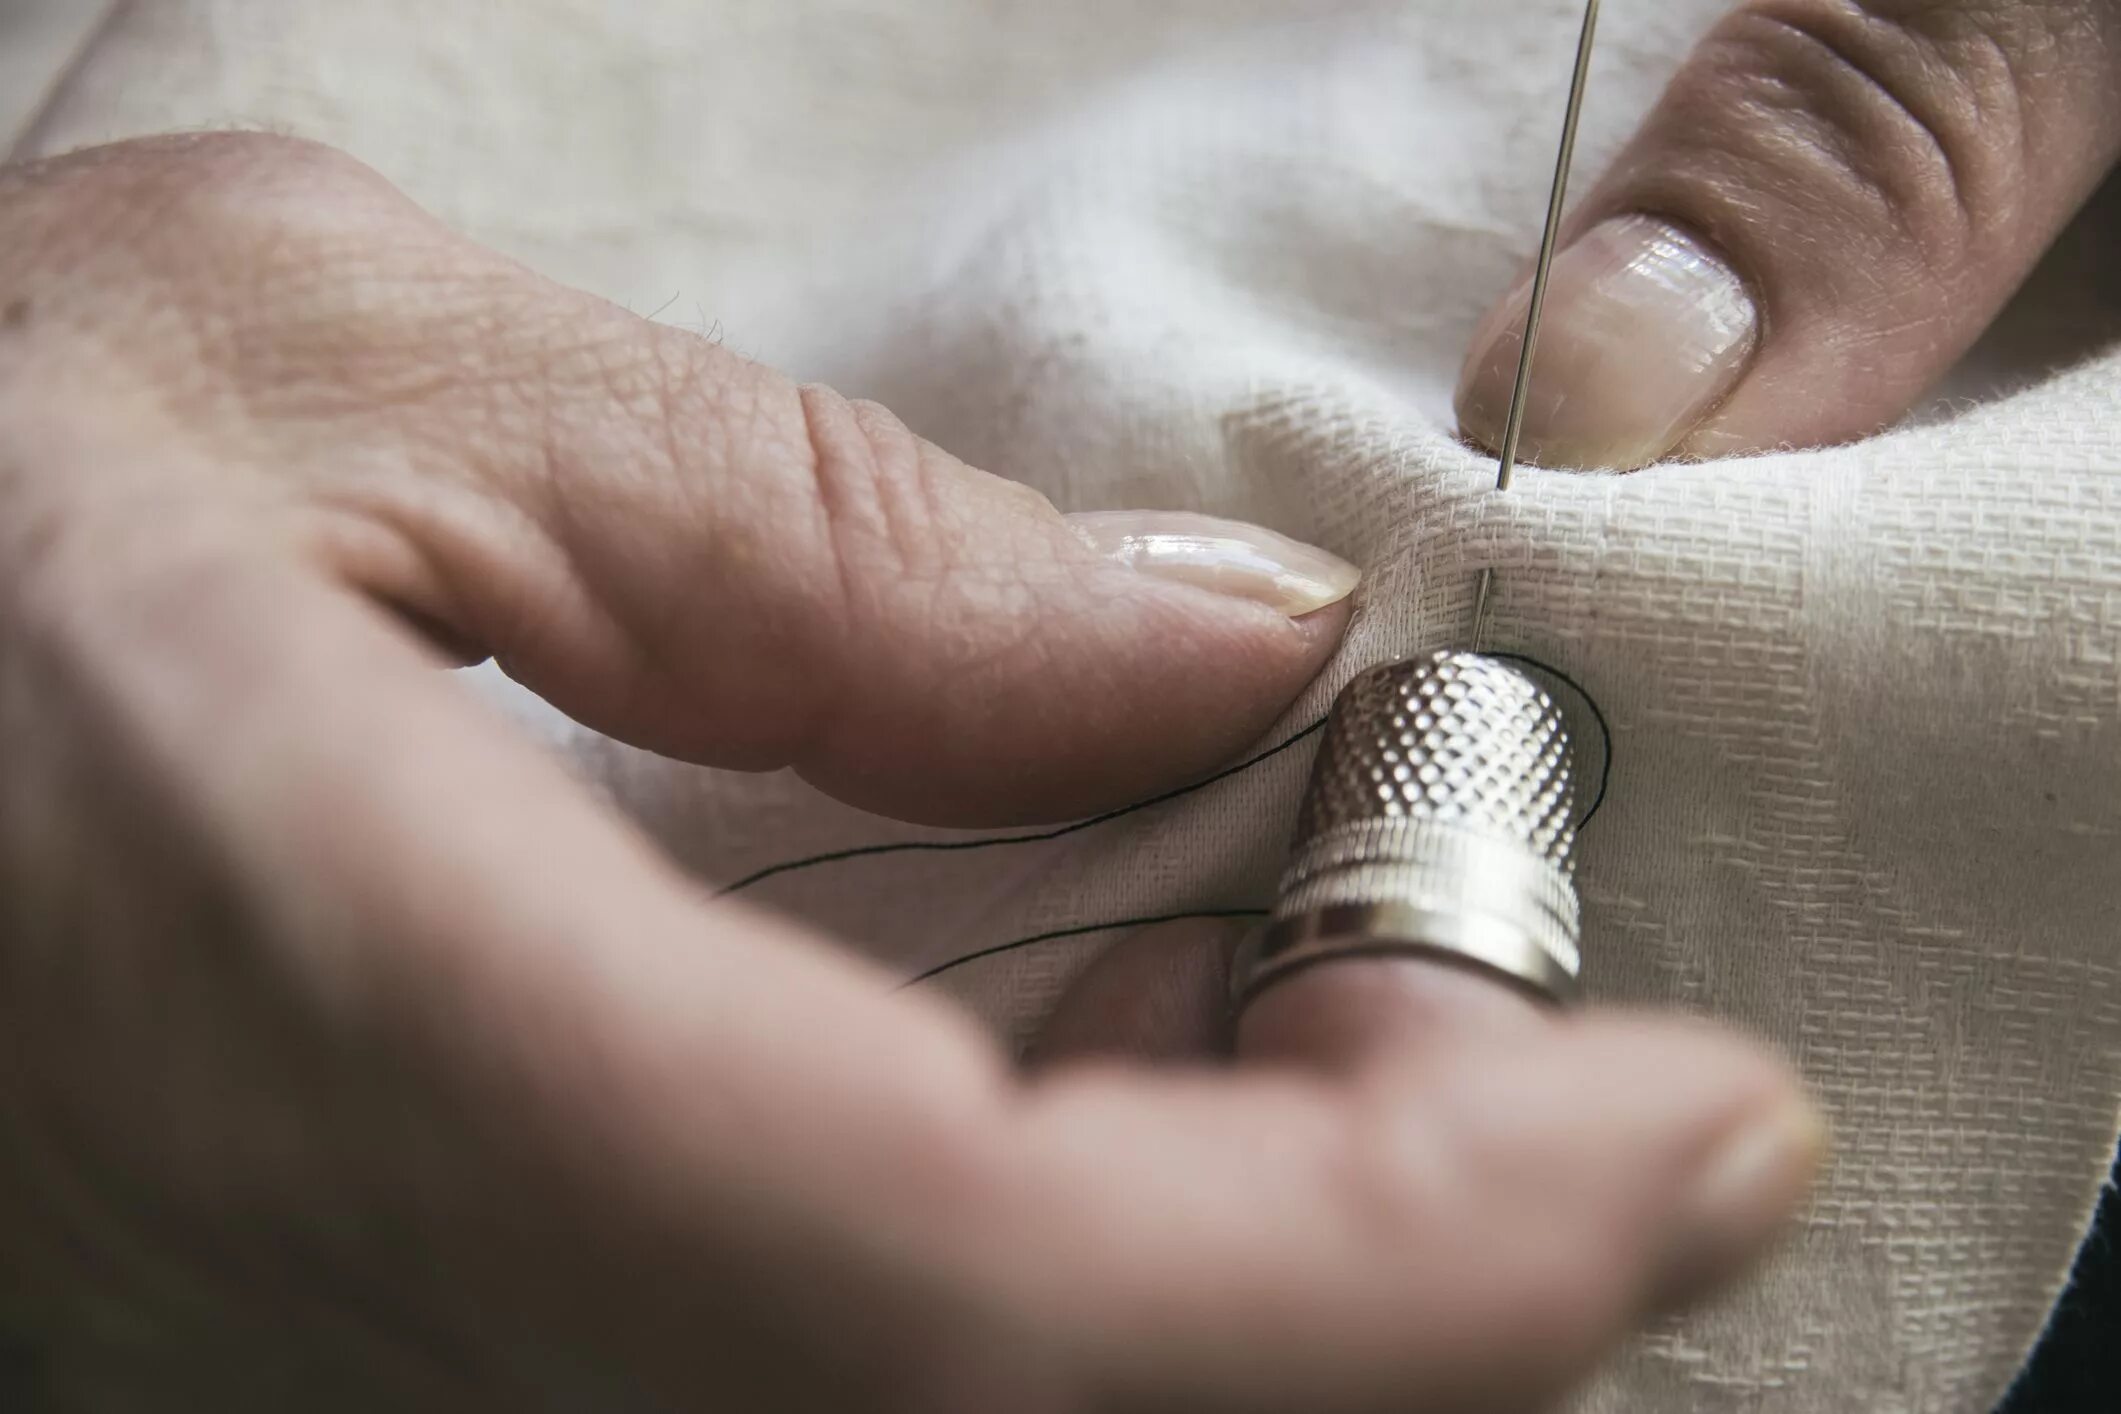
722 651 1613 898
899 909 1269 988
724 651 1615 991
720 718 1329 895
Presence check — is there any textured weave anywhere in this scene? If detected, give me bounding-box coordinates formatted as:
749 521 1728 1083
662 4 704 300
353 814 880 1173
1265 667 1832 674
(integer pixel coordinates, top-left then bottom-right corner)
14 3 2121 1410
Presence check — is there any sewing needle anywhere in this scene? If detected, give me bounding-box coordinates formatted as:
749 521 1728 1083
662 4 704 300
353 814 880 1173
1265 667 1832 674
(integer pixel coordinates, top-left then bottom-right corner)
1472 0 1600 648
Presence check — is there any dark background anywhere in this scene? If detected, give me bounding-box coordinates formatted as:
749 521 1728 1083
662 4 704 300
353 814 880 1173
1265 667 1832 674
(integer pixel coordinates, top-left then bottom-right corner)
1997 1142 2121 1412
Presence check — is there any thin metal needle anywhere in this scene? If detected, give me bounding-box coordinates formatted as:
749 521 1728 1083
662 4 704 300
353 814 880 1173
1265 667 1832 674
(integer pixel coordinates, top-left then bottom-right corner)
1497 0 1600 492
1473 0 1600 650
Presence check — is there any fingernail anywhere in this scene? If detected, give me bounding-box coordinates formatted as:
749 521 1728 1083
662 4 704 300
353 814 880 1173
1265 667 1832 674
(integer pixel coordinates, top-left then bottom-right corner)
1067 510 1359 617
1655 1098 1826 1308
1455 215 1759 470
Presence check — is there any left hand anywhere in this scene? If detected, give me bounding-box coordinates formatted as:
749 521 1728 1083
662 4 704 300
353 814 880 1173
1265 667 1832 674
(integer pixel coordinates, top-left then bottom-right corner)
0 132 1819 1413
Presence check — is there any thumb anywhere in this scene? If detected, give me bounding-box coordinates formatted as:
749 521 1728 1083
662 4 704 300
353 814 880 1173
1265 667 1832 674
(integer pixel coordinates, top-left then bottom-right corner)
1456 0 2121 470
459 341 1361 824
22 134 1357 830
174 150 1364 826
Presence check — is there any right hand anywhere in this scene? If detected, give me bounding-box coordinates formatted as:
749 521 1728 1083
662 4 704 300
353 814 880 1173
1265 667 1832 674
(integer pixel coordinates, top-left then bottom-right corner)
0 133 1819 1412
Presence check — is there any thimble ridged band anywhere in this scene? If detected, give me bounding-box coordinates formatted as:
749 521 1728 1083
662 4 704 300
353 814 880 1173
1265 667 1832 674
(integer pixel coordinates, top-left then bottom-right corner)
1273 817 1581 978
1233 902 1582 1009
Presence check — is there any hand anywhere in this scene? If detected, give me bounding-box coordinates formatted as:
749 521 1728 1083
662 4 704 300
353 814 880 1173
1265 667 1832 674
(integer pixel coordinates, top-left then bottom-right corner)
1457 0 2121 470
0 134 1818 1412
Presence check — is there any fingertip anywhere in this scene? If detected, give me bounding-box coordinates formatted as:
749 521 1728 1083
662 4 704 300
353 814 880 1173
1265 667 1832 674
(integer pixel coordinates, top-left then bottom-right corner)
1064 511 1361 620
1484 1011 1822 1314
1467 0 2121 470
1649 1082 1826 1312
1235 960 1823 1316
798 510 1357 826
1454 215 1761 471
1288 591 1357 654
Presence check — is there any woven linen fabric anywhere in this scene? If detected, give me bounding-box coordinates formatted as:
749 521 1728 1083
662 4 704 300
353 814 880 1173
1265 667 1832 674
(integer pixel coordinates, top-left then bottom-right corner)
13 2 2121 1410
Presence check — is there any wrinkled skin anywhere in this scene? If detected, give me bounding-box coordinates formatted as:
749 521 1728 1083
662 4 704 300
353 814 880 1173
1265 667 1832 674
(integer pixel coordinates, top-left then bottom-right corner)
1458 0 2121 468
0 134 1820 1413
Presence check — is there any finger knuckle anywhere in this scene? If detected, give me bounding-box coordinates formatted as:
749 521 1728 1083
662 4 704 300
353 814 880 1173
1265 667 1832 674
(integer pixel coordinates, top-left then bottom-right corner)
8 132 401 253
795 384 960 586
149 131 398 213
781 383 1069 746
2 134 434 416
1668 0 2030 268
4 132 444 352
156 134 429 281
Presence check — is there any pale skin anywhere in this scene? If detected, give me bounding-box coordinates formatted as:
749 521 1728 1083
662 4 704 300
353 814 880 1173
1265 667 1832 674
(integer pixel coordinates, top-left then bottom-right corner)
1 0 2115 1406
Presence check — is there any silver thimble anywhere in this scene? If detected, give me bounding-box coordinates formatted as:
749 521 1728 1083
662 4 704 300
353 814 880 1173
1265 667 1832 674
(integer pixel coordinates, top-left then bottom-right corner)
1233 651 1584 1007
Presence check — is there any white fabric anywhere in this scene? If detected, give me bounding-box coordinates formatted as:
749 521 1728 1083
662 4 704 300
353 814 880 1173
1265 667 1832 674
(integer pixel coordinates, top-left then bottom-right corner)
0 1 112 156
13 3 2121 1410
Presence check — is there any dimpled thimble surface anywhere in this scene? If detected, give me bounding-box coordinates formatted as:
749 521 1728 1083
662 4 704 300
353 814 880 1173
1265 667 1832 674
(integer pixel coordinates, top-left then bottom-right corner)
1246 651 1584 1004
